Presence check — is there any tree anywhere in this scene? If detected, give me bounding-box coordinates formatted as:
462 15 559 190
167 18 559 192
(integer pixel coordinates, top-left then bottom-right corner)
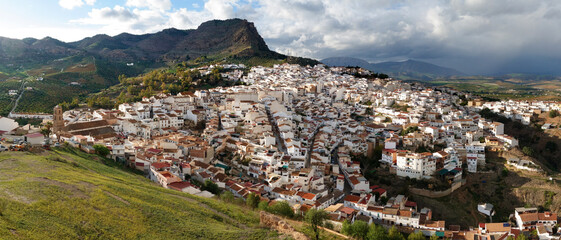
388 226 405 240
365 107 373 115
430 234 440 240
246 192 260 209
341 220 352 236
350 220 369 240
407 232 425 240
118 74 127 84
304 208 330 240
367 224 387 240
40 121 53 141
516 233 528 240
92 144 110 157
549 110 560 118
341 219 351 236
522 146 534 156
269 201 294 218
201 179 220 194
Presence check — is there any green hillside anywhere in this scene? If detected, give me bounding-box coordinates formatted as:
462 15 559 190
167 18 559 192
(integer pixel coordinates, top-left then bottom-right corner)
0 149 276 239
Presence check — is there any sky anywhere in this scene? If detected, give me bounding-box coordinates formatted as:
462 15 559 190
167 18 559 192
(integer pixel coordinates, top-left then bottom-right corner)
1 0 561 75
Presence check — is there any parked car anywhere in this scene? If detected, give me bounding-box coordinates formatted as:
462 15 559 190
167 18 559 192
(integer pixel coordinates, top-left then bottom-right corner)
0 145 7 152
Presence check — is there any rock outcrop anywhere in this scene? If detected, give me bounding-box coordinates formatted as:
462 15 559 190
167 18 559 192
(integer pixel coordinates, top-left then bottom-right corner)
260 211 309 240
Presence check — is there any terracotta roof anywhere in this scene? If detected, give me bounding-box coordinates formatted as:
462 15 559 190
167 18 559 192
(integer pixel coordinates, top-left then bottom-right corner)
344 195 360 203
168 181 193 191
151 162 170 169
519 213 539 222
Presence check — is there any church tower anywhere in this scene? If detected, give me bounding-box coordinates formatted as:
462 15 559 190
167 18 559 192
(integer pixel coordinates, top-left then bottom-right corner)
53 105 64 133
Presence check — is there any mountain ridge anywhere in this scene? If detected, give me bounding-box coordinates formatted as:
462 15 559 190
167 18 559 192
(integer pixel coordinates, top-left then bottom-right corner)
321 56 464 80
0 19 319 115
0 19 315 65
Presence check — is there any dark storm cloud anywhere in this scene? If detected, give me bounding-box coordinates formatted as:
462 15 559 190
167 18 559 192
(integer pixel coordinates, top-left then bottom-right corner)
239 0 561 74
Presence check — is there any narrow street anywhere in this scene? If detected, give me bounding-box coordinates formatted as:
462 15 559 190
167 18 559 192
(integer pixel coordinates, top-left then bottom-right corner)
330 142 353 194
305 123 324 168
264 103 287 154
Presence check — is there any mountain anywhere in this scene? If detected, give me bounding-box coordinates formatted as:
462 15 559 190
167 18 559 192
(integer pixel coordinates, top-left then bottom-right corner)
0 149 278 239
0 19 297 65
0 19 319 115
321 57 464 80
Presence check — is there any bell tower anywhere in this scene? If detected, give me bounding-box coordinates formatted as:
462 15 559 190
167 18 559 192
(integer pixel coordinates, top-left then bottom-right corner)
53 105 64 133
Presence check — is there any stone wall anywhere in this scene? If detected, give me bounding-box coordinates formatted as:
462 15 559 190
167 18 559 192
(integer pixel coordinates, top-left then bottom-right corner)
259 211 309 240
409 180 465 198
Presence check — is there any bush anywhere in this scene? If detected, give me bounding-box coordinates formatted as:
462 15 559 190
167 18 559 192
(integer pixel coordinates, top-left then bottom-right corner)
258 200 269 211
201 179 220 194
92 144 110 157
549 110 560 118
246 192 259 209
522 146 534 156
268 201 294 218
220 191 234 203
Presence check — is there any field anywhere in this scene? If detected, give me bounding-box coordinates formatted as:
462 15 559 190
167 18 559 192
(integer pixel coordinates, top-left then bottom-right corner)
0 149 277 239
415 75 561 101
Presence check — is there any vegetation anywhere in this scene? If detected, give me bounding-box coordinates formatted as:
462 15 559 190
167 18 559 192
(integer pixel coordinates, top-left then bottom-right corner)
522 146 534 157
0 149 276 239
246 192 260 209
400 126 419 136
480 108 561 171
201 179 221 195
266 201 294 219
342 220 406 240
92 144 110 157
549 110 560 118
304 209 330 240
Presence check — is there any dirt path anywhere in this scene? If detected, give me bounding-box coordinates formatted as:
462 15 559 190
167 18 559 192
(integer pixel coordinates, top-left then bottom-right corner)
318 226 349 239
104 191 130 205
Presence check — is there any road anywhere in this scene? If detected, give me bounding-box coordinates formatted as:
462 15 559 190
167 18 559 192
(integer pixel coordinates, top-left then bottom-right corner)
8 79 27 116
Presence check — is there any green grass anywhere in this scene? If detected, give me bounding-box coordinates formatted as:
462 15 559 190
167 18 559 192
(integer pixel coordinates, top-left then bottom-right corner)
0 149 276 239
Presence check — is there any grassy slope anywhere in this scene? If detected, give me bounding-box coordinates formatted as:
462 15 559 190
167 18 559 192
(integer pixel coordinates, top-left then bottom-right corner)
0 148 276 240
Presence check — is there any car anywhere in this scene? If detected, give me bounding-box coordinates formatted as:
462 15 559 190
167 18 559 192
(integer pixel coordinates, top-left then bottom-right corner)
54 142 61 147
0 145 7 152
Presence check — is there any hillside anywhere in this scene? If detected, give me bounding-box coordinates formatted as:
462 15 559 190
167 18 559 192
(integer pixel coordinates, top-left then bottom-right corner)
0 19 319 115
0 149 277 239
321 57 464 80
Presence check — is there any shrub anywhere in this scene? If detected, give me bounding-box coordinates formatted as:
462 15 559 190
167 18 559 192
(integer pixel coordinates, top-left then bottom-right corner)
268 201 294 218
92 144 110 157
549 110 560 118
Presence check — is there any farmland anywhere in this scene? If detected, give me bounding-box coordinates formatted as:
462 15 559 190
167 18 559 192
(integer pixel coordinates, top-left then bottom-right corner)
415 75 561 101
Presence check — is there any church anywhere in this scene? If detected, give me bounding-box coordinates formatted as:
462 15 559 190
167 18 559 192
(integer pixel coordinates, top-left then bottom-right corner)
52 105 117 140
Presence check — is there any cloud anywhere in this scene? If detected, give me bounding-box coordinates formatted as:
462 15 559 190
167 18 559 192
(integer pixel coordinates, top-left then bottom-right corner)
59 0 96 9
75 6 137 24
67 0 561 74
59 0 84 10
204 0 237 19
126 0 172 11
